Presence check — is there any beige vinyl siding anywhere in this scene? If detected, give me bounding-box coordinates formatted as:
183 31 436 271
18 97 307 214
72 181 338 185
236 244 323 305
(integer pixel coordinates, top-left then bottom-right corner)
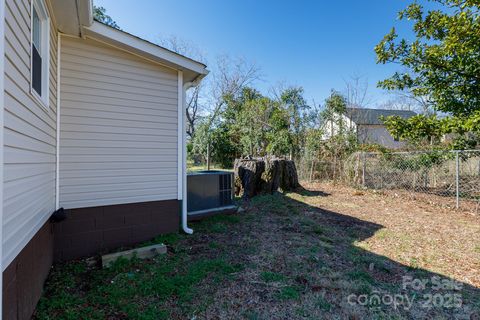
3 0 58 269
59 36 179 209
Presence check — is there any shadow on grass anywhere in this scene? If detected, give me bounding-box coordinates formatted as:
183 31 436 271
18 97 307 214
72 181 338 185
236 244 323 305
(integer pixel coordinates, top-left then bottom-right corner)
295 186 331 197
235 189 480 319
35 186 479 320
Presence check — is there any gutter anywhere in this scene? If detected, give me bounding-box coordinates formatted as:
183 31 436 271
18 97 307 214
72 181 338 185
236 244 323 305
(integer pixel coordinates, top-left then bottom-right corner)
181 75 204 234
76 0 93 38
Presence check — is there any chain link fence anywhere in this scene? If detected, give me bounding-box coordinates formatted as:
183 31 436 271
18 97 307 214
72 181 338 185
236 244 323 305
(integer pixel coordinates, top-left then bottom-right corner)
352 150 480 210
298 150 480 211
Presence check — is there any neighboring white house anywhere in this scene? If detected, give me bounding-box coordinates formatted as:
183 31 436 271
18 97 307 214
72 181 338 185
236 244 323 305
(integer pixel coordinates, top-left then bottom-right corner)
0 1 208 319
322 107 417 149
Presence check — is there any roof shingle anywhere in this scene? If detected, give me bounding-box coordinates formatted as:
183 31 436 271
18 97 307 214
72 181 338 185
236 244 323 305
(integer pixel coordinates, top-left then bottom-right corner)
345 108 416 125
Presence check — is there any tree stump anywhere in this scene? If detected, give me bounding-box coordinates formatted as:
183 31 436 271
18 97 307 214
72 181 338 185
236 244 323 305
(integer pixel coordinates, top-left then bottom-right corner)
234 157 300 199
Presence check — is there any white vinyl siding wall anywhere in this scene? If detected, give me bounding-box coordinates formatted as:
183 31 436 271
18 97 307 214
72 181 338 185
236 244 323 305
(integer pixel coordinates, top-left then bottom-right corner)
59 36 179 209
3 0 58 269
322 113 356 140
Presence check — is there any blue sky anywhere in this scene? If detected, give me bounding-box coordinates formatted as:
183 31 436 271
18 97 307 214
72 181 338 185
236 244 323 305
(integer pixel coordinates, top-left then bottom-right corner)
94 0 417 106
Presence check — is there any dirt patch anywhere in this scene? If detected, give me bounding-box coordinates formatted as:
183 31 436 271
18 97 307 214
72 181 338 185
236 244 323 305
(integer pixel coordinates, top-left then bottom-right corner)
301 182 480 287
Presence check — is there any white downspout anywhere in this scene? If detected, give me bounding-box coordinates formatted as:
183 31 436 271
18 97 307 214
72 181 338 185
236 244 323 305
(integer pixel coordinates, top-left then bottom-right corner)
181 81 193 234
177 71 191 234
179 72 202 235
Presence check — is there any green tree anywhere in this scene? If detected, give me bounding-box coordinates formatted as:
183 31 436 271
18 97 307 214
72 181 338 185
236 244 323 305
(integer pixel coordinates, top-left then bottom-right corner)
266 106 291 156
192 84 311 164
279 87 310 158
220 86 309 159
321 90 348 136
209 124 239 168
320 91 357 180
235 94 273 156
222 87 262 157
376 0 480 148
191 119 239 168
303 127 324 181
381 114 445 147
93 6 120 29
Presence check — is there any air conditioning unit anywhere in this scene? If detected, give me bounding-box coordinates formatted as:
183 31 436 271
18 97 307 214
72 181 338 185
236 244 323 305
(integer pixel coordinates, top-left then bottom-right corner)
187 170 235 217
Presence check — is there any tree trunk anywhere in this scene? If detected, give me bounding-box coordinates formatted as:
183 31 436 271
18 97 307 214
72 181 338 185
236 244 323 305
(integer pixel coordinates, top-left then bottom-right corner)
309 159 315 182
234 157 300 199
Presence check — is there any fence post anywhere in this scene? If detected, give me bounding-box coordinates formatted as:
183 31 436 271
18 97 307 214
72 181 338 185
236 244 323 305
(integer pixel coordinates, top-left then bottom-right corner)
361 152 366 187
455 150 459 209
309 158 314 182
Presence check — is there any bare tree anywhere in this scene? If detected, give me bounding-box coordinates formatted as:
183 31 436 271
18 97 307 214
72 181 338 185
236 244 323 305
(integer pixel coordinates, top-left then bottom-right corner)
344 74 373 108
185 85 202 138
379 90 434 115
269 81 288 101
378 94 415 111
157 35 206 64
208 55 261 120
156 35 207 138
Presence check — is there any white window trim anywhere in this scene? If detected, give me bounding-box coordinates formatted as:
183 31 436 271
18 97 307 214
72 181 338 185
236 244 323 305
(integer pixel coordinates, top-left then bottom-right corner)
30 0 50 109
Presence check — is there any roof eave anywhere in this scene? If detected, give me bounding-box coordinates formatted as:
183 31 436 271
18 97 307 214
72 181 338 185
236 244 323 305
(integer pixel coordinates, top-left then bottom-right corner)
50 0 93 36
77 0 94 30
83 22 209 83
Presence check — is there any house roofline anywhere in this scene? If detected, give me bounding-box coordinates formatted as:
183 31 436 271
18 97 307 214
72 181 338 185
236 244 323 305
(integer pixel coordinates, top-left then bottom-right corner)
344 107 417 125
51 1 208 81
83 21 208 82
93 20 207 70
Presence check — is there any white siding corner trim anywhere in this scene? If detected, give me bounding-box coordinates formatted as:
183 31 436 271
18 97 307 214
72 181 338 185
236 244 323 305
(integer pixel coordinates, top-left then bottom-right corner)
177 70 183 200
55 33 61 209
0 0 5 311
59 36 179 209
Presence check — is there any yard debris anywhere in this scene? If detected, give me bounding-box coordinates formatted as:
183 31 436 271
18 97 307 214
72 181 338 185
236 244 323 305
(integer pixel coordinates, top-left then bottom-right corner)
85 257 98 268
237 206 246 213
101 243 167 268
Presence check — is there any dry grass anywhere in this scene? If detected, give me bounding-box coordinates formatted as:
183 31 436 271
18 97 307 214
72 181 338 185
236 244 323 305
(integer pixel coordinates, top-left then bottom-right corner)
301 182 480 288
186 161 232 173
36 182 480 319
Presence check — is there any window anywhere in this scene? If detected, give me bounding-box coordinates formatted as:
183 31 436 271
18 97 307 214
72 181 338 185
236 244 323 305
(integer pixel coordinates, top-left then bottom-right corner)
31 0 49 107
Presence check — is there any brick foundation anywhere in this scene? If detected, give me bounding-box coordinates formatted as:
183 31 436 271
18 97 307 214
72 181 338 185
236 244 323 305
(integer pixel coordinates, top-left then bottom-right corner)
53 200 180 262
2 199 180 319
2 221 54 320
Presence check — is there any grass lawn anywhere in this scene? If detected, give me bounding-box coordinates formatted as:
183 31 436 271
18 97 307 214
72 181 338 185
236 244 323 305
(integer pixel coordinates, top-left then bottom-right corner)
35 183 480 319
186 161 231 173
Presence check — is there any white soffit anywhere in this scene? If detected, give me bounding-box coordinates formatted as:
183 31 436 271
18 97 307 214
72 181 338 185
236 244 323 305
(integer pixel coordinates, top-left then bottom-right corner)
50 0 92 35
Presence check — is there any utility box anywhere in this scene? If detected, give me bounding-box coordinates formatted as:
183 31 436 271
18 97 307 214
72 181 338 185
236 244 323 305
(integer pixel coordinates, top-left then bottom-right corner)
187 170 235 216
